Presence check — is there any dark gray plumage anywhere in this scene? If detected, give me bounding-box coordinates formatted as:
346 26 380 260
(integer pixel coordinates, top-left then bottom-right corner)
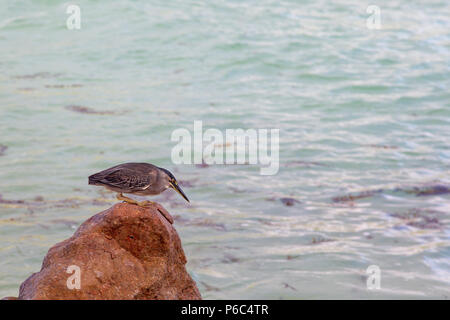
89 162 189 206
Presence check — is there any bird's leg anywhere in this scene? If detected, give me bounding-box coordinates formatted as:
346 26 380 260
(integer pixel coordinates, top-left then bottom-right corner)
116 193 154 207
117 193 139 205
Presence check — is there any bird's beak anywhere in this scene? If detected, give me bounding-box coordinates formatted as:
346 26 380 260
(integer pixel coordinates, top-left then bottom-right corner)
169 181 190 203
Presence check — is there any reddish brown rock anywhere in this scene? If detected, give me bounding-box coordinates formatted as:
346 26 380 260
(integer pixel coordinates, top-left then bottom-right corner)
17 203 201 300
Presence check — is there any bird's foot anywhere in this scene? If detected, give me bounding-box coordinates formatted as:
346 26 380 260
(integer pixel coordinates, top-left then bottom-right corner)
116 193 154 207
136 200 154 207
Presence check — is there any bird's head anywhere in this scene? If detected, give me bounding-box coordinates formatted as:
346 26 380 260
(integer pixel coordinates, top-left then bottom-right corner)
159 167 190 203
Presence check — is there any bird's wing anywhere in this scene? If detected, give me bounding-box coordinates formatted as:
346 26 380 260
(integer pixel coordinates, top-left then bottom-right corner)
99 168 156 191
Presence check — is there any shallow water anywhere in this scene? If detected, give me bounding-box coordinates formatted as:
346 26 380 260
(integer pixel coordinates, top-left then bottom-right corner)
1 0 449 299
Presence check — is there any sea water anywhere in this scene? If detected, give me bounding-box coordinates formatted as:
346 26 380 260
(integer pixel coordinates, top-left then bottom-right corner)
0 0 449 299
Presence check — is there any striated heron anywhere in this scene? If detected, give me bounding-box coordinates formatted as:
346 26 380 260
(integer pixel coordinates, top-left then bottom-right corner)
89 162 189 206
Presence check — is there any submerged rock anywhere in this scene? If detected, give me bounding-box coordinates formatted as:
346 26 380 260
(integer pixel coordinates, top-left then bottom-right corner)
16 203 201 300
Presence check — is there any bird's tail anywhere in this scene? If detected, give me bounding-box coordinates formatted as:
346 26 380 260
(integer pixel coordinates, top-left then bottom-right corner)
88 174 101 185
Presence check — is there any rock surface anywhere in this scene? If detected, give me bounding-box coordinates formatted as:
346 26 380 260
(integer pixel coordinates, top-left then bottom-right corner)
16 202 201 300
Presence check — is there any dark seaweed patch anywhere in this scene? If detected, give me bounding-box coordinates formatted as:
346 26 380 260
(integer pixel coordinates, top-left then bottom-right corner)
282 282 297 291
195 160 209 168
13 72 62 79
279 197 301 206
332 183 450 203
0 194 24 204
221 253 240 263
173 215 226 231
0 144 7 156
411 185 450 196
407 217 441 229
65 105 116 115
364 144 398 150
311 236 334 245
332 190 379 203
265 196 301 206
191 219 226 231
390 208 444 230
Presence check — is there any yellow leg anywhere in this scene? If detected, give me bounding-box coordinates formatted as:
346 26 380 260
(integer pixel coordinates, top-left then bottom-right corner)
117 193 138 204
116 193 154 207
136 200 155 207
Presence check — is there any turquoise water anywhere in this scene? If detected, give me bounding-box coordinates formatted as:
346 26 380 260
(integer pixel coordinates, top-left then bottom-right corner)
1 0 449 299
